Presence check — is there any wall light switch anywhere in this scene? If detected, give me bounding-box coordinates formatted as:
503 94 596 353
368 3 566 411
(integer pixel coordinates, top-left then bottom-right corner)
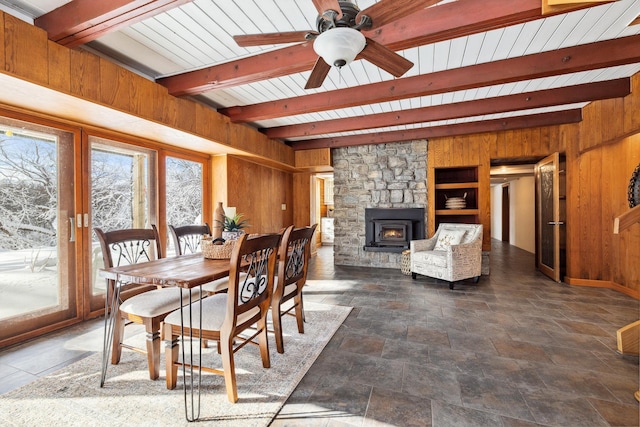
281 204 286 210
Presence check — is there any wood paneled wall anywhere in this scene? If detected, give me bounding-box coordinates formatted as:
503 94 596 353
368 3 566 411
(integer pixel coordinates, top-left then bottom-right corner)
210 155 294 235
292 172 313 229
428 72 640 294
295 148 332 171
564 75 640 292
567 136 639 288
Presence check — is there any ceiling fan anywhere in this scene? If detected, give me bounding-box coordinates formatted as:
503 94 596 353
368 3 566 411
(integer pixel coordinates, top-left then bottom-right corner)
233 0 438 89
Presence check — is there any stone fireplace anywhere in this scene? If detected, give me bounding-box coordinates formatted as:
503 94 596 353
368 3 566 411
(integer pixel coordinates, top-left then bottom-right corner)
331 141 427 268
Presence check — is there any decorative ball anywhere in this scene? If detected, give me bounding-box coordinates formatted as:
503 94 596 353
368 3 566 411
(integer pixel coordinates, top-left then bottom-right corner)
628 163 640 208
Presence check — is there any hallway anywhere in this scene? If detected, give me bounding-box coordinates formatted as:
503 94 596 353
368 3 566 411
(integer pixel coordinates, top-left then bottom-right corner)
1 240 638 426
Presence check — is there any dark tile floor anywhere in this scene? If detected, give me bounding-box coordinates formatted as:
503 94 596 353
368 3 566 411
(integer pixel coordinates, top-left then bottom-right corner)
272 241 639 427
1 240 638 427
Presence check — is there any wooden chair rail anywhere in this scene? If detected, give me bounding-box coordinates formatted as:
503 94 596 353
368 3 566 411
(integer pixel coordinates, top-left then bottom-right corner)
614 204 640 234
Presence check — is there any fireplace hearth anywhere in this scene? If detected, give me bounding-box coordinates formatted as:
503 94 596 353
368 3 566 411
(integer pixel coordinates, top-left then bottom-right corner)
364 208 425 253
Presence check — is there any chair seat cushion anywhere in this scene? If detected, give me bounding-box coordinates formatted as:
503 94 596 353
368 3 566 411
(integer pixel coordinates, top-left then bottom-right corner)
412 250 448 268
164 293 260 331
164 294 227 331
120 287 194 317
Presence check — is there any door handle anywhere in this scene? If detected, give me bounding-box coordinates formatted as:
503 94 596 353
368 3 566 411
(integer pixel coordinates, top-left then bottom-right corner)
69 217 76 242
547 221 565 225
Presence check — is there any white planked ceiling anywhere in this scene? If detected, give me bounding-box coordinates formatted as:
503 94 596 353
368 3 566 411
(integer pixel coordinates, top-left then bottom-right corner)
1 0 640 144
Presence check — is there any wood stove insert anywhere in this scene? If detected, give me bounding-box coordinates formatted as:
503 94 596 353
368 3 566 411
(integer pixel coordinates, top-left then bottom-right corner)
364 208 425 253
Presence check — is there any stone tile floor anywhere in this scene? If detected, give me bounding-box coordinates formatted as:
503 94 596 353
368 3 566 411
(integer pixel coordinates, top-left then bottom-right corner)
272 241 639 427
1 240 638 426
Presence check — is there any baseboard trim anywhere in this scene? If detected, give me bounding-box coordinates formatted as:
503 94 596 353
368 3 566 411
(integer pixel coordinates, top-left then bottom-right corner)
565 277 639 300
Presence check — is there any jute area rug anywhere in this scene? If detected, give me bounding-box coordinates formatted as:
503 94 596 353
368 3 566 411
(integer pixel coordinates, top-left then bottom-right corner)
0 303 351 426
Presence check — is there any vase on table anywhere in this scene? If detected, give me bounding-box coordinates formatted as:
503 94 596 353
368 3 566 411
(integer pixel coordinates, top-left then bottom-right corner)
213 202 225 239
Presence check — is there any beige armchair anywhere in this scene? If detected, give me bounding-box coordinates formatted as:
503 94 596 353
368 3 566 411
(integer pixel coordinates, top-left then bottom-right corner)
410 223 482 289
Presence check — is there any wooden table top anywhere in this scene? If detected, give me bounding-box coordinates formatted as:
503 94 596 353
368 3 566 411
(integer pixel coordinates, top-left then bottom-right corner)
99 253 231 289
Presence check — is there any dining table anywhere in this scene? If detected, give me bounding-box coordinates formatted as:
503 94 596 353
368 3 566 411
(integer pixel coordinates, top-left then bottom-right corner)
99 252 233 421
99 252 232 289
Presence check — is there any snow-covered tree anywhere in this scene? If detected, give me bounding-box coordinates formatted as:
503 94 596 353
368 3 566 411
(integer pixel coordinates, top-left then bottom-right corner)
0 135 57 250
0 134 203 252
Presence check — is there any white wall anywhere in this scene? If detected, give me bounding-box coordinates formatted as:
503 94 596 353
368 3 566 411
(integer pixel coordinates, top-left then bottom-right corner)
510 176 535 253
490 176 535 253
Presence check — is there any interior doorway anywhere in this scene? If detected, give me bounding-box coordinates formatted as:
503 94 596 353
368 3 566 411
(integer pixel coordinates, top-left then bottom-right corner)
490 163 536 254
491 156 567 282
316 173 334 247
310 173 334 252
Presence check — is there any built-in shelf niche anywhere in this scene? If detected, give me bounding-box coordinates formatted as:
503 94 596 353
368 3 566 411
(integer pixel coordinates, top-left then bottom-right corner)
434 166 480 228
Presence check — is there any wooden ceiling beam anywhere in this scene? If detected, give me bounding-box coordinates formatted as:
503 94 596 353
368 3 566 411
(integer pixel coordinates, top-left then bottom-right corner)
160 43 319 96
290 109 583 150
542 0 616 15
158 0 597 96
220 34 640 123
262 78 629 139
387 1 610 51
34 0 192 48
368 0 538 51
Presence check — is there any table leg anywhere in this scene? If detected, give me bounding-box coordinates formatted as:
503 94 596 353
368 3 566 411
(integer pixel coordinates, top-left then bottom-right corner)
180 286 204 422
100 281 120 387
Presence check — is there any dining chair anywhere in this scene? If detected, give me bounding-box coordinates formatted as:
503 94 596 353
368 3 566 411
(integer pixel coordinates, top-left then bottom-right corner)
163 232 282 403
271 224 317 353
95 225 193 385
168 223 211 256
168 223 229 295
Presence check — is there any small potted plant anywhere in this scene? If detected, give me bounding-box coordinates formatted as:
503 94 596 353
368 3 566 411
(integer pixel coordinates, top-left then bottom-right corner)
216 213 249 241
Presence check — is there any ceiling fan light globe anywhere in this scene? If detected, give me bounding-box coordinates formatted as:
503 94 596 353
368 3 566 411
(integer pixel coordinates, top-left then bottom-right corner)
313 27 366 69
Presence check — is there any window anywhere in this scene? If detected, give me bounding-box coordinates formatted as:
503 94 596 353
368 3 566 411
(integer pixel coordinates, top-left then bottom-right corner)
165 156 204 255
88 137 157 306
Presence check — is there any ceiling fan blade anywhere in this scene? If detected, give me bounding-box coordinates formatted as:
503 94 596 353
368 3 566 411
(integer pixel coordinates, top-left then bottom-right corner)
358 0 440 30
233 31 317 47
358 38 413 78
312 0 343 20
305 57 332 89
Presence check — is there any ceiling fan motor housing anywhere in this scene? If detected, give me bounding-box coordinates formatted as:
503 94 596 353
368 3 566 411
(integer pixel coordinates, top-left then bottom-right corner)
316 1 371 33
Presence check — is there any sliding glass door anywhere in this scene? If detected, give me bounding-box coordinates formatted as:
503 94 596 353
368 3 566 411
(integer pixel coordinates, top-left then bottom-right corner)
0 116 80 347
0 115 207 346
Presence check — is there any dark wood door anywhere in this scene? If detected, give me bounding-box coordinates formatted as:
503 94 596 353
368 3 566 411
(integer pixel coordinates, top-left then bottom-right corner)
502 185 509 242
535 153 566 282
